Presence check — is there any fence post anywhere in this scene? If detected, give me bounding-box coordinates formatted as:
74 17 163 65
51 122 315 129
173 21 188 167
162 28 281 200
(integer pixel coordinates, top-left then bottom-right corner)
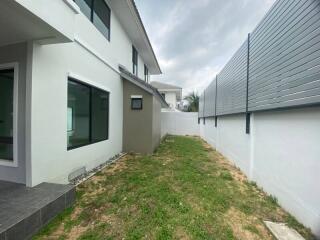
246 33 251 134
214 75 218 128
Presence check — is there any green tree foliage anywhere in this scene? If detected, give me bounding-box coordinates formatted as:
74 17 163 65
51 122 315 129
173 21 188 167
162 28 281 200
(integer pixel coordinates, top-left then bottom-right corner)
184 91 199 112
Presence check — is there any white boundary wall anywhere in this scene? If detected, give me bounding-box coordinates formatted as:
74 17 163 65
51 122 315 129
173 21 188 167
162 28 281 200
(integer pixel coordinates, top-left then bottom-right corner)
161 112 199 137
200 107 320 238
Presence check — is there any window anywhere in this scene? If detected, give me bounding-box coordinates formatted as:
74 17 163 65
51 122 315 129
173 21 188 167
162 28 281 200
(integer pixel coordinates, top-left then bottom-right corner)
132 46 138 76
245 113 251 134
67 107 74 132
131 98 143 110
161 93 166 99
91 88 109 142
74 0 91 19
0 69 14 161
68 78 109 150
74 0 111 41
144 65 149 82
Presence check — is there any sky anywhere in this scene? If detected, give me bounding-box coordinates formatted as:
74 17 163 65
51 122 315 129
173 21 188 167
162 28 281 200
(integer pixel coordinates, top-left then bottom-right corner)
135 0 276 97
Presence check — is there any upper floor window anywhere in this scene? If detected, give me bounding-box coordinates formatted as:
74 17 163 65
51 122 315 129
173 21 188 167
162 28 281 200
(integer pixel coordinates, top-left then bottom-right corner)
144 65 149 82
132 46 138 76
74 0 111 41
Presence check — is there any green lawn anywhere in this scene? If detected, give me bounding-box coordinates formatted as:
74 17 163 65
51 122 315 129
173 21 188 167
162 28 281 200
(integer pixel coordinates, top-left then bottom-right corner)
33 136 314 240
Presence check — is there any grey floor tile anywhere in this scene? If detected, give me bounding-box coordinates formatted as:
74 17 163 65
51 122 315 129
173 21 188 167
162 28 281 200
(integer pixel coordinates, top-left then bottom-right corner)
0 180 75 240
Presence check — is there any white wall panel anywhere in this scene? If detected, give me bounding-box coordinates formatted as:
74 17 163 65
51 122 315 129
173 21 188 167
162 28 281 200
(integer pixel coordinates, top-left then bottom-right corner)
161 112 199 137
27 3 144 186
199 108 320 238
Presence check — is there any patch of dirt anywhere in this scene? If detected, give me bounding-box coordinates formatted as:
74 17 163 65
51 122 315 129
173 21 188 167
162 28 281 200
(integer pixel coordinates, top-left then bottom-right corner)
44 224 65 240
101 155 130 175
99 214 125 237
174 226 190 240
70 207 82 221
64 225 90 240
225 207 273 240
90 174 105 184
215 153 247 183
202 142 213 152
163 156 175 164
202 141 247 181
184 194 205 213
45 218 89 240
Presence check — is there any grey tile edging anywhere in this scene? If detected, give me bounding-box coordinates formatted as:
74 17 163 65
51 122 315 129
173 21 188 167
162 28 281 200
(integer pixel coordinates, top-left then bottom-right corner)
1 186 75 240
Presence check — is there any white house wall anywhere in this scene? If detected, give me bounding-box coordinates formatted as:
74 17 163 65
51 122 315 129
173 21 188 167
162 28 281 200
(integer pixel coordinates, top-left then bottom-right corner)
162 92 176 109
199 108 320 237
138 54 145 80
29 41 121 187
15 0 78 42
27 2 149 187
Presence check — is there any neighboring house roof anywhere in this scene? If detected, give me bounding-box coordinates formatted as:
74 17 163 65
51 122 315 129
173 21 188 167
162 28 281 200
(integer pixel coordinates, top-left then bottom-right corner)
119 65 169 108
150 81 182 90
150 81 182 101
109 0 161 75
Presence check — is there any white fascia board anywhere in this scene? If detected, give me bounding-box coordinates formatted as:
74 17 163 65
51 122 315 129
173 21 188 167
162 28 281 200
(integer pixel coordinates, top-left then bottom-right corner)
131 95 143 98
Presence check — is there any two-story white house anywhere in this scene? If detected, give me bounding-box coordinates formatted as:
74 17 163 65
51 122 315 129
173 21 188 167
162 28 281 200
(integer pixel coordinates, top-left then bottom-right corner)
0 0 161 188
150 81 182 110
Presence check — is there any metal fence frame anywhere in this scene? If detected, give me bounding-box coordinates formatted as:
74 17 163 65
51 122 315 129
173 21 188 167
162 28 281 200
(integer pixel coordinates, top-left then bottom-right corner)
199 0 320 132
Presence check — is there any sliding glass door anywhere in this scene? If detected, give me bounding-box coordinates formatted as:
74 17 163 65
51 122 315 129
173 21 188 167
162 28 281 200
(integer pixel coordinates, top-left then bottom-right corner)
0 69 14 161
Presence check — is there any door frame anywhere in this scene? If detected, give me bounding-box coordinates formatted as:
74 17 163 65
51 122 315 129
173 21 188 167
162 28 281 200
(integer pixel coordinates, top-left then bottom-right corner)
0 62 19 167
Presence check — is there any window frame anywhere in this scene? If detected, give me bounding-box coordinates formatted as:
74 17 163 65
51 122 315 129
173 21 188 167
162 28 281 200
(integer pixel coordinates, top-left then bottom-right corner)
131 98 143 110
0 63 19 168
67 77 110 151
74 0 111 41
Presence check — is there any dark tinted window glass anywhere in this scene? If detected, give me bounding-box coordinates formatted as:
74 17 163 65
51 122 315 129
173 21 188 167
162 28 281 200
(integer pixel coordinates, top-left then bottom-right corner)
91 88 109 142
93 0 111 40
74 0 92 20
0 69 14 161
131 98 143 110
132 46 138 75
144 65 149 82
67 79 109 150
68 80 90 148
74 0 111 41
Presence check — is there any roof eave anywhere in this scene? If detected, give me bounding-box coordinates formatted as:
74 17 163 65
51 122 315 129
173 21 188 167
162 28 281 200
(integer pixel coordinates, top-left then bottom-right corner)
119 65 168 107
127 0 162 75
126 0 162 75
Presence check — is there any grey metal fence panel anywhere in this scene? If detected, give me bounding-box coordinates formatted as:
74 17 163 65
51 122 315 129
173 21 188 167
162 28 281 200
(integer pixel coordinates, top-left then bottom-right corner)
198 92 205 118
216 39 248 115
200 0 320 117
248 0 320 111
203 79 216 117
